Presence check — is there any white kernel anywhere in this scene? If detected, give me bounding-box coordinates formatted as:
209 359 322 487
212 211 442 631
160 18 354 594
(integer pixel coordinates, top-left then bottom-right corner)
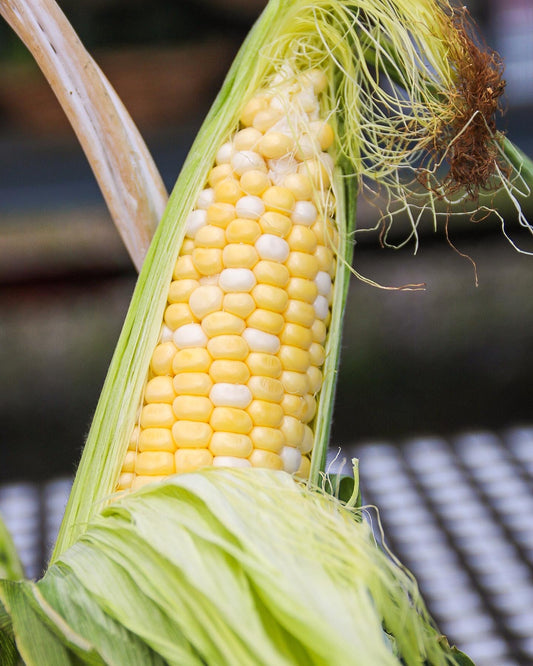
295 89 319 113
213 456 252 468
235 195 265 220
185 209 207 238
231 150 267 176
268 156 298 185
159 324 174 343
196 188 215 210
210 383 253 408
255 234 290 262
315 271 332 297
219 268 257 292
173 323 208 348
280 446 302 474
199 275 220 285
313 294 329 320
295 135 320 160
291 201 317 226
216 141 233 165
243 328 280 354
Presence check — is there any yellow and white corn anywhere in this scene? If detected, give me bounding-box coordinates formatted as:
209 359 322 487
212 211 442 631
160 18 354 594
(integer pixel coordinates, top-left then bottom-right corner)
116 68 338 491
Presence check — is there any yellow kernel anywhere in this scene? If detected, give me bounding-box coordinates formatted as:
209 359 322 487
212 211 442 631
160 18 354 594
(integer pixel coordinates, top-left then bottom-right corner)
311 319 327 343
314 245 335 273
252 107 283 132
309 342 326 367
172 348 211 373
246 352 281 378
302 394 317 424
286 277 318 304
192 248 223 276
151 342 177 375
208 164 234 187
167 279 199 304
144 376 175 404
116 473 134 491
225 218 261 244
253 260 290 288
280 416 305 448
209 360 250 384
207 335 249 360
194 224 226 249
214 178 242 204
280 393 307 419
283 172 313 200
175 448 213 473
309 120 335 150
173 395 213 422
172 421 212 448
281 323 313 350
258 132 294 159
302 68 328 93
129 425 140 450
281 370 309 396
248 449 283 470
179 239 195 255
173 255 200 280
233 127 262 150
135 451 175 476
252 284 289 313
164 303 196 330
247 376 284 403
240 95 269 127
173 372 213 396
210 407 253 434
300 424 314 453
307 366 323 394
122 450 136 473
139 428 175 452
223 244 258 269
259 211 292 238
222 293 256 319
202 311 245 337
209 432 253 458
295 455 311 479
247 400 283 428
140 403 175 428
284 300 315 327
278 345 311 373
188 285 224 320
285 252 319 280
312 219 337 245
206 202 236 228
262 186 295 214
287 226 317 253
240 169 271 196
249 426 285 453
132 475 167 490
246 309 284 335
294 134 321 161
298 158 331 188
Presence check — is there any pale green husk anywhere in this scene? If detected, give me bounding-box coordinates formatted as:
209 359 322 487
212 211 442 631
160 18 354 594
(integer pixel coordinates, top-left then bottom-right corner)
0 469 472 665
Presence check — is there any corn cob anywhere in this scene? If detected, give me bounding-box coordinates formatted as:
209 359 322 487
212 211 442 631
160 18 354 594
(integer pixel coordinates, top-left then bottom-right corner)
116 67 339 491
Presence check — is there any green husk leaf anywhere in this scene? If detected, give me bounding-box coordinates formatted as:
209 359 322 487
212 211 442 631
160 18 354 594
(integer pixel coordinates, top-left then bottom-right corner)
0 514 24 581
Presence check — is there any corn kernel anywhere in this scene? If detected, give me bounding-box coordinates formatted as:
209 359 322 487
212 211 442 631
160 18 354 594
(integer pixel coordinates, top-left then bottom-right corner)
173 372 213 396
246 309 284 335
282 173 313 200
302 394 317 424
172 348 211 374
132 475 167 490
255 234 290 262
281 370 309 396
192 248 223 276
312 219 337 245
167 279 199 303
281 323 313 349
213 178 242 204
116 473 134 491
287 226 318 253
194 224 226 249
243 327 280 354
188 285 224 320
309 342 326 367
258 132 294 159
240 95 269 127
215 142 232 165
223 244 258 269
222 293 256 319
219 267 256 292
285 252 319 280
252 107 283 133
173 255 200 280
249 426 285 453
286 277 318 304
179 239 195 255
262 186 295 214
129 425 140 450
280 446 302 474
283 300 315 327
307 365 323 394
185 209 208 237
259 211 292 238
202 311 245 337
240 169 271 196
172 421 212 448
246 352 282 378
247 400 284 428
175 448 214 473
235 195 265 220
311 319 327 343
206 202 236 228
210 383 252 409
233 127 262 151
210 407 253 434
144 376 175 404
208 164 233 187
309 120 334 150
295 455 311 480
298 158 331 188
300 425 314 454
209 359 250 384
164 303 196 330
231 150 267 176
140 403 175 428
122 450 136 473
150 342 176 375
173 323 208 348
247 376 284 403
173 395 213 422
252 284 289 313
253 260 290 288
209 432 253 458
207 335 249 360
213 456 252 468
249 449 283 470
280 393 307 419
280 416 305 448
291 201 318 227
278 345 311 373
225 218 261 244
135 451 175 476
294 134 321 161
139 428 175 452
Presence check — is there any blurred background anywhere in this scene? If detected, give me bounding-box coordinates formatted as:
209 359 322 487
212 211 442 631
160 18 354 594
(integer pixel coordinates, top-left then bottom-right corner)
1 1 533 664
